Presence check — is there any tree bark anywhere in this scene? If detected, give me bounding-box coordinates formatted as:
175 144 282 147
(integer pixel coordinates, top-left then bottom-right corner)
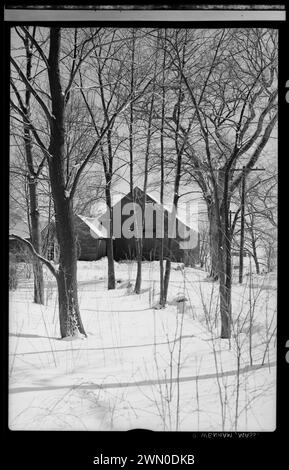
97 46 117 290
159 29 166 308
238 167 246 283
134 39 157 294
219 170 232 339
49 157 86 338
105 180 116 290
127 30 142 294
219 232 232 338
55 201 85 338
23 28 44 304
163 31 188 304
163 252 172 304
247 216 260 275
129 28 135 196
251 232 260 274
163 196 181 303
48 27 86 338
207 201 220 280
28 177 44 304
134 238 142 294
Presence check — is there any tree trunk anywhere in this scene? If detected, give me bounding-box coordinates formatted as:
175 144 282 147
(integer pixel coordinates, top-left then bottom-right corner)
51 183 86 338
219 270 231 338
107 238 115 289
128 32 142 294
99 69 116 291
159 239 165 306
134 104 154 293
207 201 220 280
106 200 116 290
238 167 246 283
23 29 44 304
104 176 116 290
163 34 187 304
163 249 172 303
27 163 44 305
219 238 232 339
29 181 44 304
134 188 146 294
56 204 86 337
48 27 86 338
129 28 135 196
205 174 232 338
159 28 166 308
163 180 182 302
219 173 232 339
266 244 273 273
250 229 260 274
163 204 178 303
252 253 260 275
134 238 142 294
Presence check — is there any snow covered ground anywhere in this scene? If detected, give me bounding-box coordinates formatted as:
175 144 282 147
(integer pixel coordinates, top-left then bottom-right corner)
9 259 277 431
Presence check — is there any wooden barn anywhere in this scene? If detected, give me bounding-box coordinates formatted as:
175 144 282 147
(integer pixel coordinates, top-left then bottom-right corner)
14 188 199 265
42 214 107 262
100 187 199 266
9 219 32 262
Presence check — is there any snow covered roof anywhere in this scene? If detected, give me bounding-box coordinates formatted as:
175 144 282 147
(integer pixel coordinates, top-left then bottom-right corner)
78 187 199 237
77 215 107 239
89 194 123 219
145 189 198 232
9 219 30 239
112 193 124 206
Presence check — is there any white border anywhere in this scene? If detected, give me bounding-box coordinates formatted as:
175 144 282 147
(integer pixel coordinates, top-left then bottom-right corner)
4 9 286 22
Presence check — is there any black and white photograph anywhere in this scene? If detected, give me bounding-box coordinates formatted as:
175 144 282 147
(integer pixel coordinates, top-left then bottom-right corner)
4 3 287 458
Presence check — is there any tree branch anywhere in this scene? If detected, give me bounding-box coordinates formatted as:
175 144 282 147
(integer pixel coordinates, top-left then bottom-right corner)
64 28 102 102
19 26 49 68
70 78 153 200
10 99 51 163
230 112 277 194
11 57 52 124
236 89 277 159
10 234 58 279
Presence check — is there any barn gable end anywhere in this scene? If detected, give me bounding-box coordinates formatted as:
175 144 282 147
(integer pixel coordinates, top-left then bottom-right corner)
100 186 200 265
40 187 199 265
74 215 106 261
41 215 106 262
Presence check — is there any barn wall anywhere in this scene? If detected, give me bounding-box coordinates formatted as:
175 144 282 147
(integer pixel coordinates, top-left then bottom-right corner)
41 193 199 264
9 238 31 262
74 216 106 261
111 188 199 264
113 237 199 264
41 222 57 260
41 217 107 262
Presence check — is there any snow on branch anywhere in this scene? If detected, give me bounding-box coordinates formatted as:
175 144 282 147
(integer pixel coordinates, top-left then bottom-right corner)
10 234 58 279
11 57 52 124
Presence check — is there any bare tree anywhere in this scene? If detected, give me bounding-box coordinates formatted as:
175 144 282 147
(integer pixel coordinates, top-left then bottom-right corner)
158 28 167 307
79 29 153 290
10 26 47 304
240 167 277 274
10 27 140 338
134 33 160 294
198 222 210 270
168 28 277 337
